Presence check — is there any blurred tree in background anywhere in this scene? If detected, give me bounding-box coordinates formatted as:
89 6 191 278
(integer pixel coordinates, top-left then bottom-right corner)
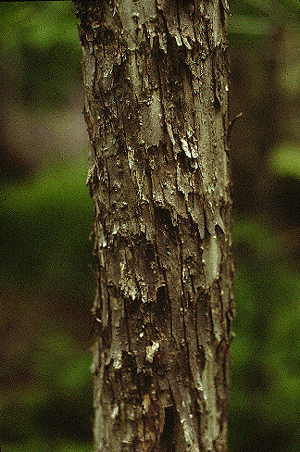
1 1 300 451
229 1 300 451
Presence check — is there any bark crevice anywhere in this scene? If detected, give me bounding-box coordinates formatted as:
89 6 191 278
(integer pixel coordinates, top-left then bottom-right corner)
76 0 233 450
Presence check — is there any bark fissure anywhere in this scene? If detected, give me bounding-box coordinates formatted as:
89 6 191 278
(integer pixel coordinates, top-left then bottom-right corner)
76 0 233 450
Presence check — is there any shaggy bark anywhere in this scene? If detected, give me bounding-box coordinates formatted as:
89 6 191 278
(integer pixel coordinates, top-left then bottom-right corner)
75 1 234 451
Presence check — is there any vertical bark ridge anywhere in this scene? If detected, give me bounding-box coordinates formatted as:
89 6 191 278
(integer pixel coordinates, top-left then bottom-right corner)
76 0 234 451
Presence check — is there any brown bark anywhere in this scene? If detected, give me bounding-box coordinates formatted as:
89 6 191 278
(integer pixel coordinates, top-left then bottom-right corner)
75 1 234 451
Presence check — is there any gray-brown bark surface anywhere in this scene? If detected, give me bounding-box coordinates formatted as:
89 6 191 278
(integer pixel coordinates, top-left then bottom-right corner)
75 1 234 451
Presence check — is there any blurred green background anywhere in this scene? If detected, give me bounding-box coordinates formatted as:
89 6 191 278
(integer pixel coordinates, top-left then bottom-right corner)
1 1 300 451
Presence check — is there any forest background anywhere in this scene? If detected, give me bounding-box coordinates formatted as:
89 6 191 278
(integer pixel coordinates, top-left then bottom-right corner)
1 1 300 451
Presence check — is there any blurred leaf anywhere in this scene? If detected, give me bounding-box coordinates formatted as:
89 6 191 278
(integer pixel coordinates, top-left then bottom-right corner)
2 158 89 212
229 14 273 36
233 218 281 257
0 1 79 50
229 0 300 37
58 353 91 392
1 157 93 292
0 2 82 110
269 143 300 178
59 444 93 452
3 440 93 452
231 213 300 452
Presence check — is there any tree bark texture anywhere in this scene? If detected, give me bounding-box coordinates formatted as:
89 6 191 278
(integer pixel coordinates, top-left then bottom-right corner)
75 1 234 451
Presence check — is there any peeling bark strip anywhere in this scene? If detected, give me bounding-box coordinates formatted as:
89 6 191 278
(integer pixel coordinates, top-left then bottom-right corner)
75 0 234 451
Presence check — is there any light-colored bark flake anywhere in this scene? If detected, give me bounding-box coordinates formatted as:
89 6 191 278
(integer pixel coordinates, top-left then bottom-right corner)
76 0 234 450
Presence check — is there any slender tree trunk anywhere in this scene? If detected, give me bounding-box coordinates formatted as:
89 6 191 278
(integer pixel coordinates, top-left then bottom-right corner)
75 1 234 451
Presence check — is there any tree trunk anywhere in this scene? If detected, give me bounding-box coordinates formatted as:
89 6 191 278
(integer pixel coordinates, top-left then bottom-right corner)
75 1 234 451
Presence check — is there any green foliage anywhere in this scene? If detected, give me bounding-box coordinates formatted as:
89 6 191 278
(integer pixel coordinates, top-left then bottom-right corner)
1 158 93 293
228 13 300 450
0 3 95 450
0 1 79 50
230 218 300 451
229 0 300 38
1 159 94 450
270 143 300 178
3 440 93 452
0 1 82 110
